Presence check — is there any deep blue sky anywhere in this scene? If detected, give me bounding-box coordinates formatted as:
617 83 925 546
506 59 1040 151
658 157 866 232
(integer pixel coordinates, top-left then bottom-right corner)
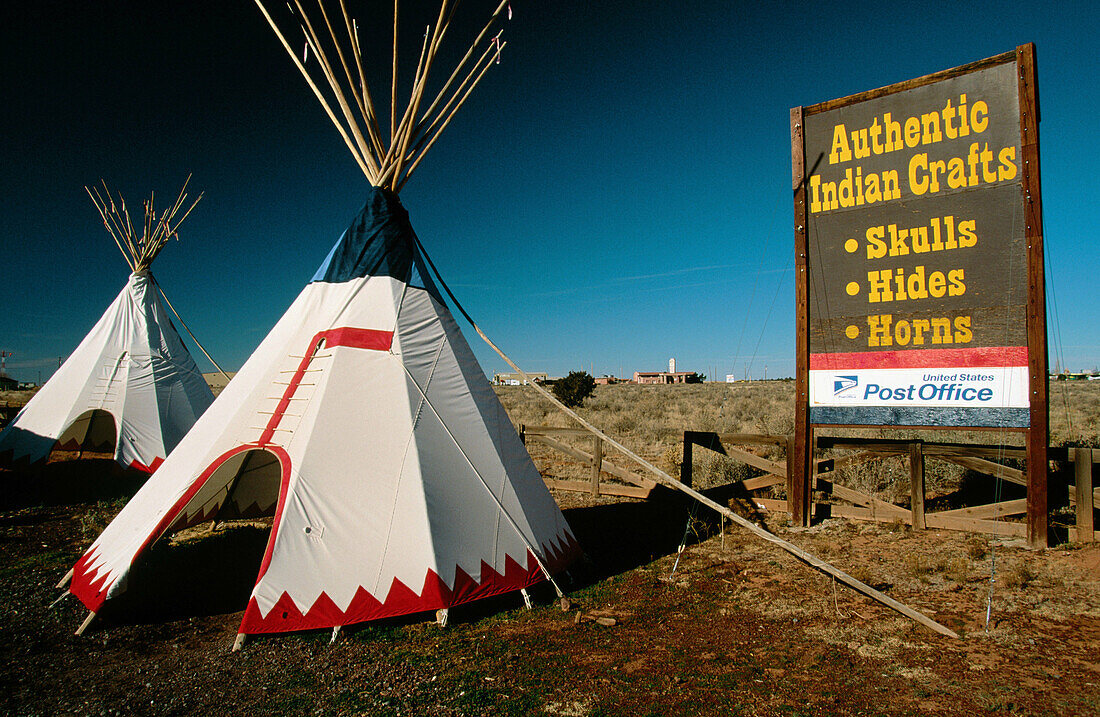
2 1 1097 383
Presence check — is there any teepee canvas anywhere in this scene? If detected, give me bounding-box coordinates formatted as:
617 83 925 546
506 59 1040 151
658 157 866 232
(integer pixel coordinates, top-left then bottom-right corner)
64 1 577 642
0 180 213 474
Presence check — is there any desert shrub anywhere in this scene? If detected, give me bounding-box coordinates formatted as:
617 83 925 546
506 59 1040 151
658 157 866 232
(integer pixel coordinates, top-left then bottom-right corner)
662 445 683 473
943 556 971 583
552 371 596 408
713 456 754 485
902 553 935 582
848 564 875 586
966 537 988 560
610 414 636 434
1000 562 1037 589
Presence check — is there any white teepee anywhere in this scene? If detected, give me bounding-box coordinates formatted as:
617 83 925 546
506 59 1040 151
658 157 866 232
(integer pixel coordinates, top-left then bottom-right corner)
66 1 577 640
0 180 213 474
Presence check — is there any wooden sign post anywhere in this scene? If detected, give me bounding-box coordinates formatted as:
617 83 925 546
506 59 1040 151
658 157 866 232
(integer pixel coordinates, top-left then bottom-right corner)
791 44 1048 546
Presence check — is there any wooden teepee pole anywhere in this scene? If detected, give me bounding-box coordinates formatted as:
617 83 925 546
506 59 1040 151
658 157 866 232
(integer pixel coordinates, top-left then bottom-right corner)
383 0 454 186
255 0 511 192
252 0 375 181
337 1 385 159
396 41 503 191
75 610 97 636
86 176 202 274
292 0 379 179
390 0 399 143
412 0 510 134
388 23 435 186
86 186 135 272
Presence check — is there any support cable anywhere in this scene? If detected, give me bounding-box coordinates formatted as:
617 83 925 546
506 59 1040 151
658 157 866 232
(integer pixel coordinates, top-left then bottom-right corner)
741 189 788 380
1044 227 1073 431
668 503 699 580
153 277 232 383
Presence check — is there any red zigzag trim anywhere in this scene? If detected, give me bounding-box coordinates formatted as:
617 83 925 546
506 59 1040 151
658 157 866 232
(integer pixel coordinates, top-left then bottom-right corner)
69 546 112 610
239 534 580 634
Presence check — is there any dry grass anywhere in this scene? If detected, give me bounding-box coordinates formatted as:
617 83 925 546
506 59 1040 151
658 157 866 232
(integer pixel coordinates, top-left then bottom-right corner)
496 379 1100 506
497 381 793 447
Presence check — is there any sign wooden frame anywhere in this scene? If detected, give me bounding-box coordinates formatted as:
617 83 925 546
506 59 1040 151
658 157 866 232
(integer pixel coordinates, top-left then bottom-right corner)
790 44 1048 545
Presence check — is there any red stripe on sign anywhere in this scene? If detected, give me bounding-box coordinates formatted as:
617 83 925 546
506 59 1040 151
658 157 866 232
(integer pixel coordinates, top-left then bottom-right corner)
810 346 1028 370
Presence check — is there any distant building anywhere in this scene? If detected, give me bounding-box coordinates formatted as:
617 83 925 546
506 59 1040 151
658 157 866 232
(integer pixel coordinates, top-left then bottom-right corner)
493 372 548 386
594 376 624 385
632 371 696 385
725 374 737 383
1053 372 1093 381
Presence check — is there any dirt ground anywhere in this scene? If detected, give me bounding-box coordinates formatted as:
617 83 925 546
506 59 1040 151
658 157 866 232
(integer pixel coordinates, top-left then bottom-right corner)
1 454 1098 716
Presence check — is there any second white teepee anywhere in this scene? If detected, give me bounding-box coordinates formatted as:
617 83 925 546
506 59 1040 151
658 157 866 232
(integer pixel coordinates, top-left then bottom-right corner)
0 180 213 473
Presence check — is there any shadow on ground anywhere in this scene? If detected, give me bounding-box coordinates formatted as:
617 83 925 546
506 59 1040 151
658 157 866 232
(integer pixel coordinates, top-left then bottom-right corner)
97 525 271 627
80 482 767 632
559 483 763 591
925 469 1028 512
0 454 147 511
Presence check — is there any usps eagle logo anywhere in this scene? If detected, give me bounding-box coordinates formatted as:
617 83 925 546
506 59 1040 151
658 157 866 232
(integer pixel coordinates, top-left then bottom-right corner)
833 375 859 397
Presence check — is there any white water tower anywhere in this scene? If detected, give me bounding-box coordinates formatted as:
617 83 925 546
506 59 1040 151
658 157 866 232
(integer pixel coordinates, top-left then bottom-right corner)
668 357 676 373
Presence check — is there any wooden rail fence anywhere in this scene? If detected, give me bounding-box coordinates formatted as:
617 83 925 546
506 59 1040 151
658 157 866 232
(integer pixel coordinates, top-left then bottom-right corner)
517 423 1096 543
680 431 1097 543
520 425 657 499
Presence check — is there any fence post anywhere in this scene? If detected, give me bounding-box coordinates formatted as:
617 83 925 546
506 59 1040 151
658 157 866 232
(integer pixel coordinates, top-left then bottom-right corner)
909 441 925 530
590 436 603 496
787 435 810 525
680 433 693 489
1075 448 1094 542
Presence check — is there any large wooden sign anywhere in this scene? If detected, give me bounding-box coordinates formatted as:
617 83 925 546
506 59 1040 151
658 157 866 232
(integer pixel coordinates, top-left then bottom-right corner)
790 45 1049 543
799 53 1036 428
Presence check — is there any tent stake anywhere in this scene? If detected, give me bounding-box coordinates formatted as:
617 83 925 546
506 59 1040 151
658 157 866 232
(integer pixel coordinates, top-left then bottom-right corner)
56 567 74 590
435 608 449 628
520 588 532 610
330 625 341 644
232 632 248 652
75 610 97 636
